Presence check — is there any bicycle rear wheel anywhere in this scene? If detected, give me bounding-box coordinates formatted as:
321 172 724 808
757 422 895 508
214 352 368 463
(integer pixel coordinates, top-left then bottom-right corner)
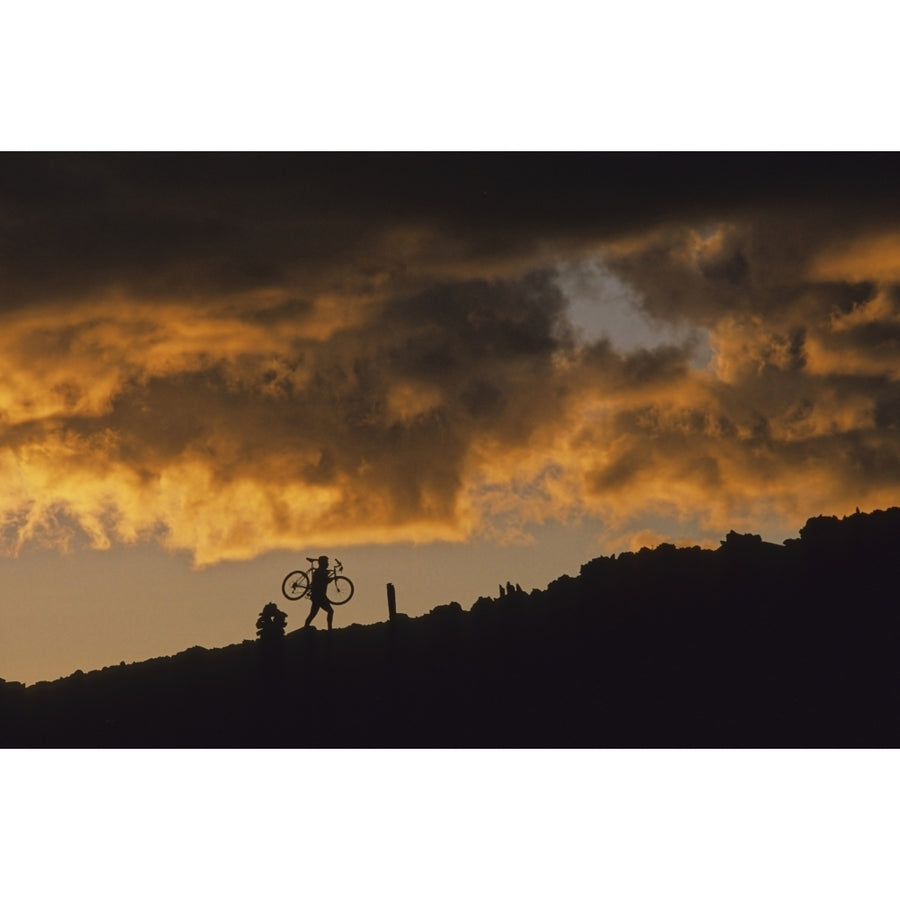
282 570 310 601
326 575 354 605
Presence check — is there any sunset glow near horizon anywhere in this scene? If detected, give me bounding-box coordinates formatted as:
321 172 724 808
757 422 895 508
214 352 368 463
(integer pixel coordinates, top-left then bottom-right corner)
2 154 899 685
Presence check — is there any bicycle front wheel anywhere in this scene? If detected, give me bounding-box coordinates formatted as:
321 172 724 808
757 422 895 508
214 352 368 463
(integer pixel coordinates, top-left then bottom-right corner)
326 575 354 605
282 570 310 601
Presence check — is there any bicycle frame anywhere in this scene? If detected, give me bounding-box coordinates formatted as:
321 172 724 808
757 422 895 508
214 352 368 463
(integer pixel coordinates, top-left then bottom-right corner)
281 558 354 604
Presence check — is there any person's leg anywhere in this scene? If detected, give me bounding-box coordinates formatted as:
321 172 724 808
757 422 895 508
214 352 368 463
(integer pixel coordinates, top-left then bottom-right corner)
316 598 334 631
305 603 319 628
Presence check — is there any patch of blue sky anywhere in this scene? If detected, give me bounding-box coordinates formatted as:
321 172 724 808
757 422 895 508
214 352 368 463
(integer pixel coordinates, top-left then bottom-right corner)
554 259 711 368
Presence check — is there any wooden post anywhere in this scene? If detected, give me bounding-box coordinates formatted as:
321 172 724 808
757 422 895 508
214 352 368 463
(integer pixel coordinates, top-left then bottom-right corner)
387 583 397 622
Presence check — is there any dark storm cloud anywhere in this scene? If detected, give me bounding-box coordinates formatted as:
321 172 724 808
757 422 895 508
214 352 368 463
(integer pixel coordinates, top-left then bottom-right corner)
0 153 899 561
122 273 575 495
4 153 900 305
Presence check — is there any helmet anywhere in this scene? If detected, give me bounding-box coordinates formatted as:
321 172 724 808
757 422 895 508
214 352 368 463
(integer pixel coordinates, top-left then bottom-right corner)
318 555 329 565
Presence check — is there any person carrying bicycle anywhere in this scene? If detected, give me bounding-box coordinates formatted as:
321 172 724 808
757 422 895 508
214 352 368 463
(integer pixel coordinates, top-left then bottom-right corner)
304 555 335 631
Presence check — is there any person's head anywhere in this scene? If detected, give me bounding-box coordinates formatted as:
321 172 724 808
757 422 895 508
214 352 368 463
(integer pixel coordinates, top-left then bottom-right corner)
318 555 329 568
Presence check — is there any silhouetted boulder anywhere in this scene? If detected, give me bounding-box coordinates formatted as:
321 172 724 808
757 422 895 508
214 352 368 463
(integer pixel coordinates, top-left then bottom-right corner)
429 601 464 621
256 603 287 642
720 530 763 550
799 514 841 545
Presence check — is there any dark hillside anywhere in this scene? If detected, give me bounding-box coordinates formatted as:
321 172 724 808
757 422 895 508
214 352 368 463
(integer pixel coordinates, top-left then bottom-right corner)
2 507 899 747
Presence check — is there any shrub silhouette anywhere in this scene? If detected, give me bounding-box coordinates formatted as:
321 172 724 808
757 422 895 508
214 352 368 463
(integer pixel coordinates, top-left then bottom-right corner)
256 603 287 642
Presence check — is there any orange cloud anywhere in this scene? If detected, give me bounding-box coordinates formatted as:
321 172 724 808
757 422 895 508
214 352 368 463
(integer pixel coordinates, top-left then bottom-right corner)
810 232 900 284
0 273 894 568
0 187 898 567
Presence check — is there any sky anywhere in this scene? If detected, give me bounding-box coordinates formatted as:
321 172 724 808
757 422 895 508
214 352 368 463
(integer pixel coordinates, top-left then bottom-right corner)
1 153 899 685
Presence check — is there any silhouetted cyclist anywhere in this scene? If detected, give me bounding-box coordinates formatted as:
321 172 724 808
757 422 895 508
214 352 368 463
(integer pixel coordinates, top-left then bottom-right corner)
304 555 335 631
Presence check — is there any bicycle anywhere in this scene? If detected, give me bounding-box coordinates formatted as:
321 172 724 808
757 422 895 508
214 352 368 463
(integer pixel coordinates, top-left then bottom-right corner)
281 557 355 605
